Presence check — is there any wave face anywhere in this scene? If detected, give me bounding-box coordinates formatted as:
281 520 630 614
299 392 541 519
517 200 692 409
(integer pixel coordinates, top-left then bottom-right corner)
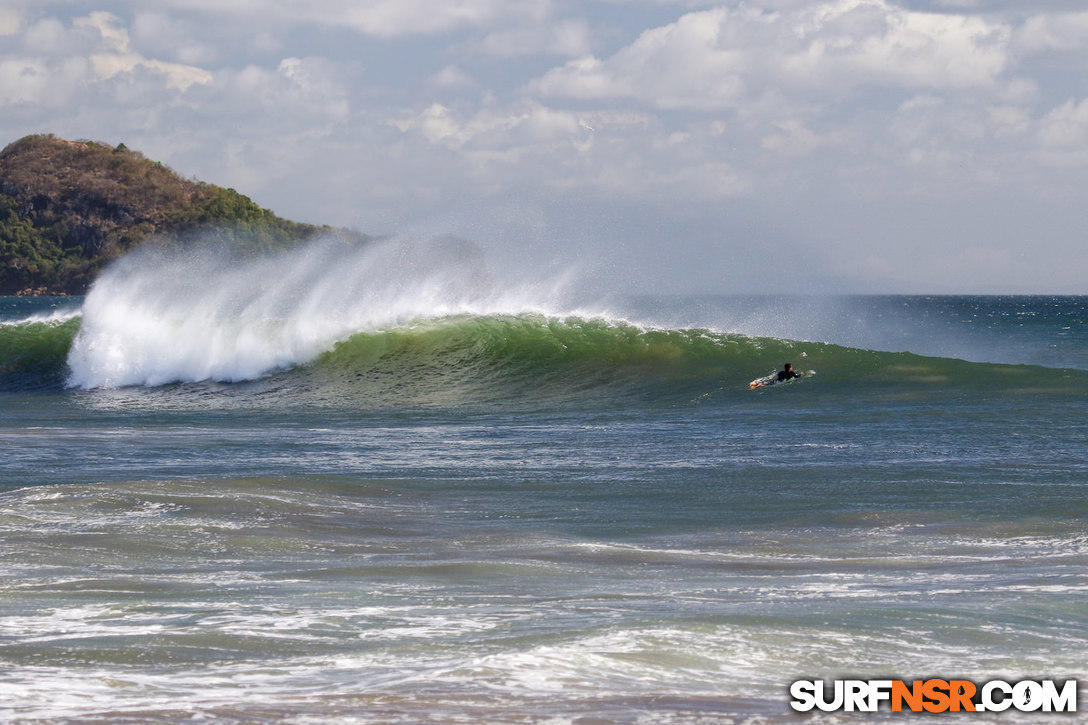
308 314 748 408
298 315 1088 409
0 310 80 390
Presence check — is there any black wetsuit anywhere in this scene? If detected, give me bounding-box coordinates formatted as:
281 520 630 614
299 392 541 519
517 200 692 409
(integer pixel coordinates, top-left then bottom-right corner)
776 369 800 382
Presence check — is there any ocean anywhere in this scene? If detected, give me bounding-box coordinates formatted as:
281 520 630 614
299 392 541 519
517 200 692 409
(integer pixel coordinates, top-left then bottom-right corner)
1 240 1086 723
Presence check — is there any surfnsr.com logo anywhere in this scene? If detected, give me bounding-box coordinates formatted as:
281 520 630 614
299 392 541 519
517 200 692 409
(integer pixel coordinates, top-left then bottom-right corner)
790 679 1078 713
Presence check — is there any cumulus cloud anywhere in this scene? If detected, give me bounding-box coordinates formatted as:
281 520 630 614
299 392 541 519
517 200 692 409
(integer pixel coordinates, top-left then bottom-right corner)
532 0 1011 109
78 12 212 90
532 8 745 109
0 10 212 102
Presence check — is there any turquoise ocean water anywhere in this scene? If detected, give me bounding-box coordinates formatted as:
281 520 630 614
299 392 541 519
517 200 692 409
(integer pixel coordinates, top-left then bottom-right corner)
1 242 1086 723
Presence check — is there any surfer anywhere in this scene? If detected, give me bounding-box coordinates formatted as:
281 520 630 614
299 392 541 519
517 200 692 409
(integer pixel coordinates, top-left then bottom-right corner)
749 362 805 389
776 363 801 382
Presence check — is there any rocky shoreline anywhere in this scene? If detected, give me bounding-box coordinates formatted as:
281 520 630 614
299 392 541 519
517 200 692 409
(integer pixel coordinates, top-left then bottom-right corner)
13 287 70 297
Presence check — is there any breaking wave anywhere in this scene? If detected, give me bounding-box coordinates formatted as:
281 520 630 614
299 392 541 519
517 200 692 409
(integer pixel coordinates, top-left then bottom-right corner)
2 238 1085 406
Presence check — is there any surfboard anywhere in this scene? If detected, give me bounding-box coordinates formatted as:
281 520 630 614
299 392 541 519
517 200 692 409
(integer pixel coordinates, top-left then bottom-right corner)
749 370 813 389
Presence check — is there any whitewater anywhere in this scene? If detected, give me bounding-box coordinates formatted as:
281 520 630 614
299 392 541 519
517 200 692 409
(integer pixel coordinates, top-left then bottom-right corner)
65 236 588 389
1 238 1086 723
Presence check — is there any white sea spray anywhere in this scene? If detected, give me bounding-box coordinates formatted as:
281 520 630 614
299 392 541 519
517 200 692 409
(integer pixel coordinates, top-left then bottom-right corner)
65 236 585 388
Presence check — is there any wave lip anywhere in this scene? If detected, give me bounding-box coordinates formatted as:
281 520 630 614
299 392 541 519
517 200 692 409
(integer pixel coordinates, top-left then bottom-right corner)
0 308 81 328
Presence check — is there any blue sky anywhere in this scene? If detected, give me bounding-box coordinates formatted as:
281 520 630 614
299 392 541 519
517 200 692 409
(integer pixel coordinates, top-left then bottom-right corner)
2 0 1087 293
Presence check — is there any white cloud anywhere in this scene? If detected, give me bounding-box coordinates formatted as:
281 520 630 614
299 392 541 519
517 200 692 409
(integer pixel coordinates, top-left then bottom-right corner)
429 65 477 89
987 104 1030 136
1014 11 1088 55
21 18 72 54
131 12 220 66
390 98 750 201
0 16 98 105
532 8 745 109
340 0 549 36
478 19 592 57
760 119 840 156
1037 98 1088 165
72 12 212 90
532 0 1011 109
151 0 551 37
796 3 1009 89
0 58 55 105
88 53 212 91
277 56 351 118
74 11 128 52
394 101 583 150
207 56 351 128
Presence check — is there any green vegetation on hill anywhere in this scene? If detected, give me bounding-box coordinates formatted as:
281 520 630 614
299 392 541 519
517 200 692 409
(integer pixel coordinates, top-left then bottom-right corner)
0 134 364 295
